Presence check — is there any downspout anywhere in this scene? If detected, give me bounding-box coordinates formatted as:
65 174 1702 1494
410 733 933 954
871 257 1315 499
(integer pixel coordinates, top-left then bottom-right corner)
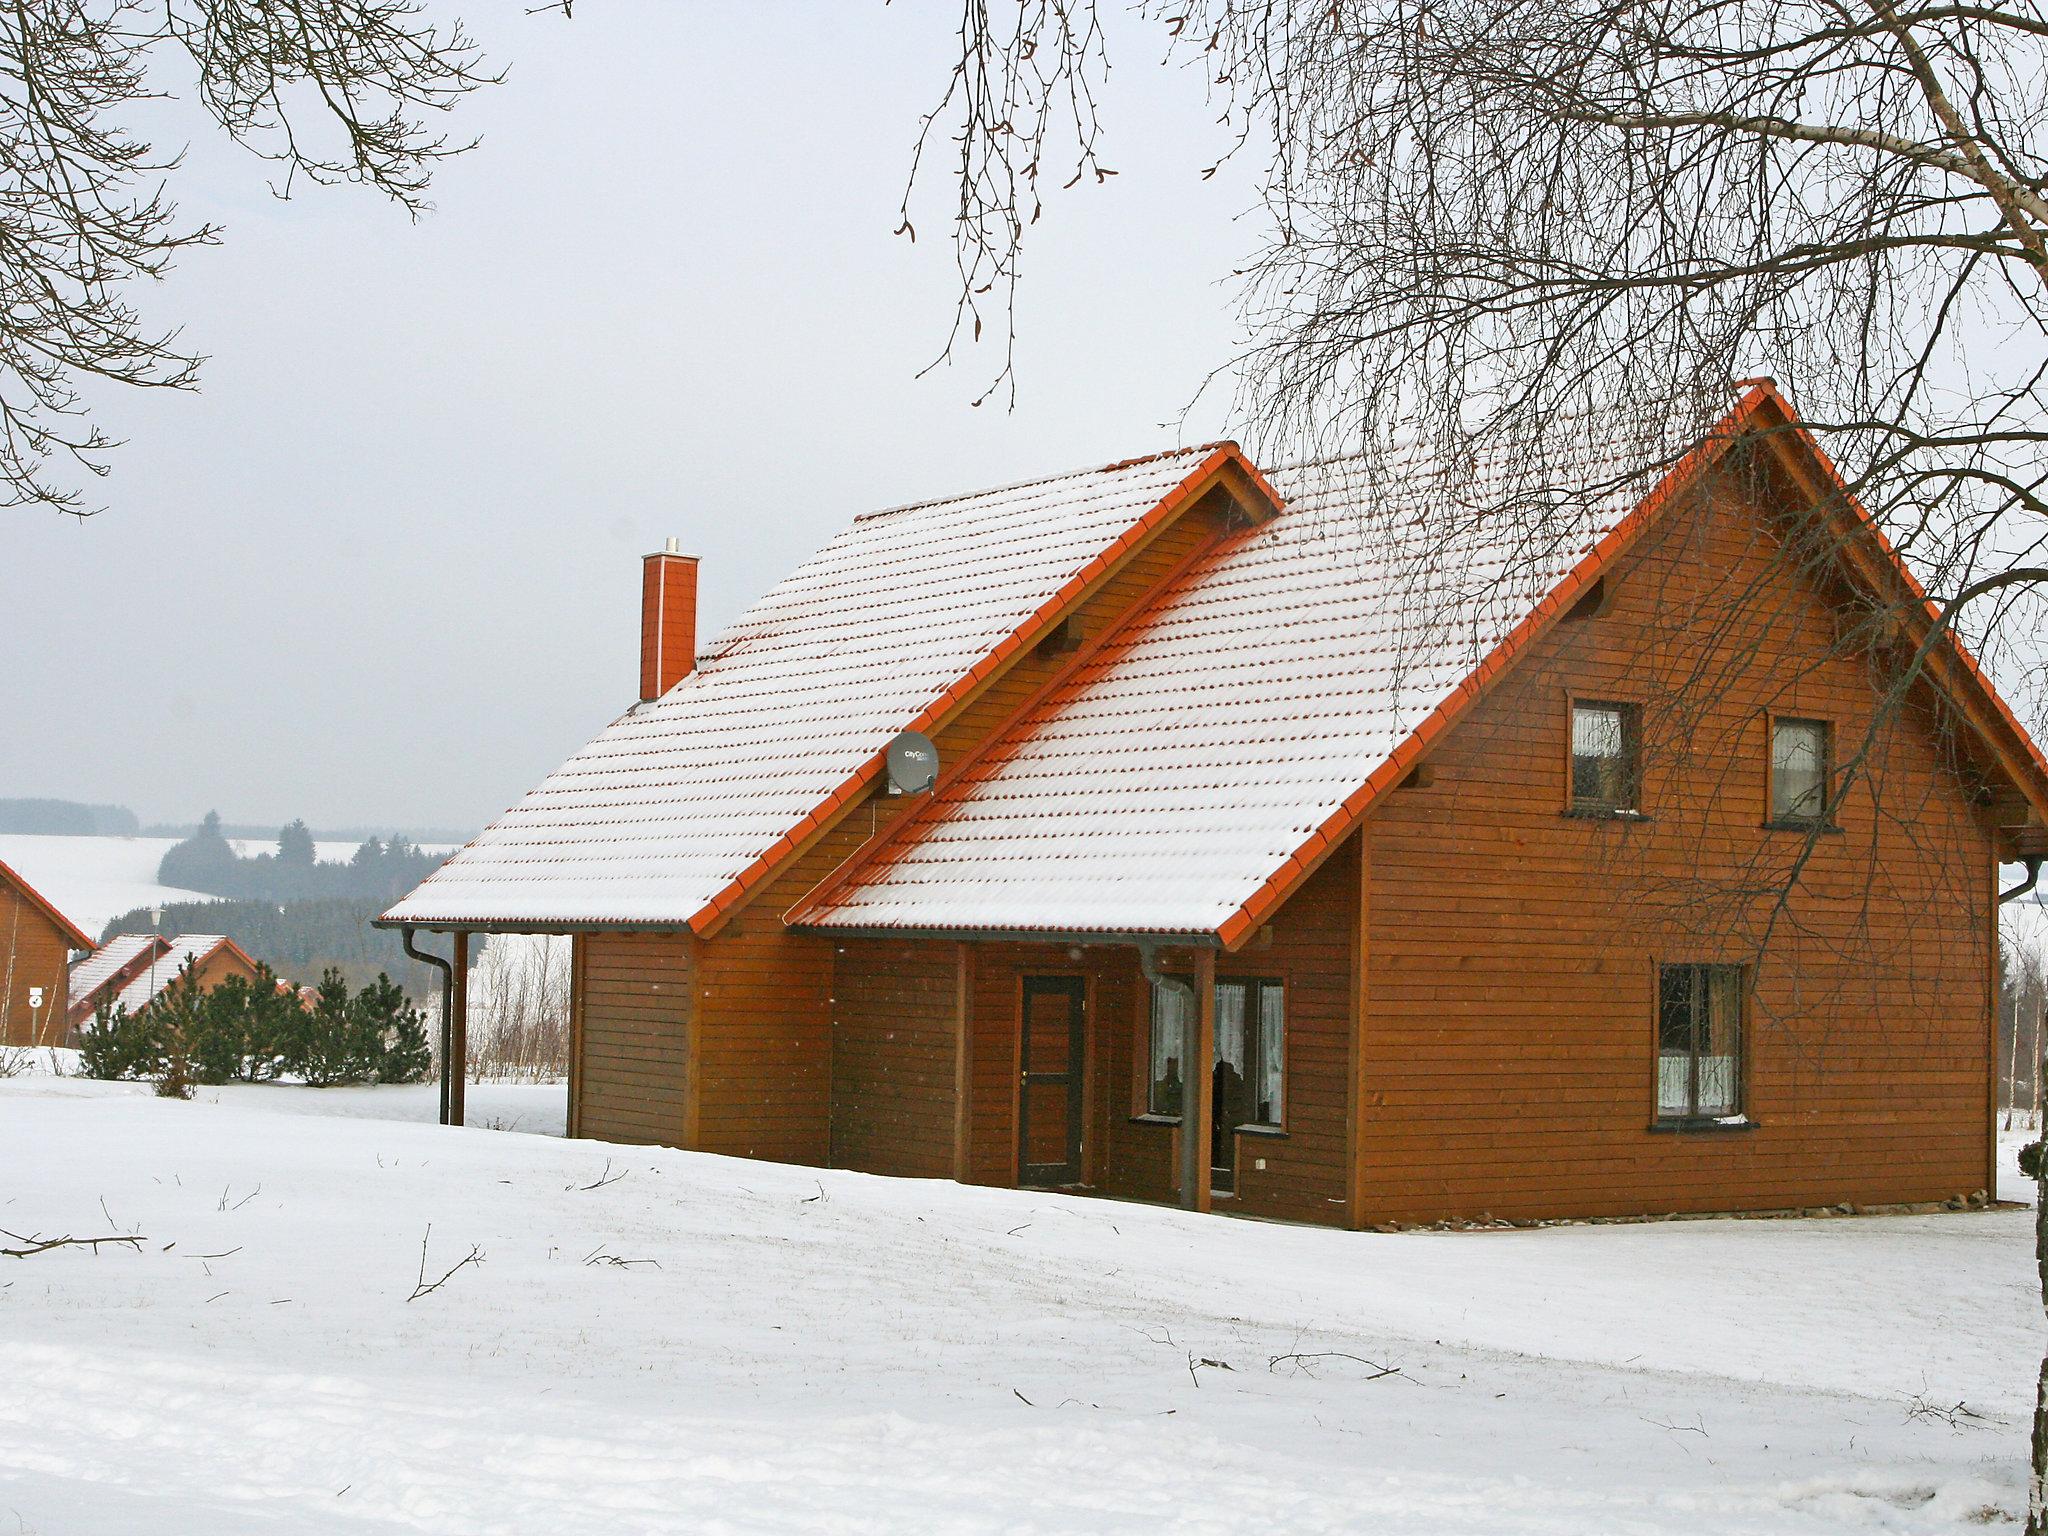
401 926 454 1125
2003 857 2043 905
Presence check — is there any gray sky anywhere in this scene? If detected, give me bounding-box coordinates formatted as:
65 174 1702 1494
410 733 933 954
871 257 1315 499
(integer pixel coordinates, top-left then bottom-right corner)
3 5 1252 833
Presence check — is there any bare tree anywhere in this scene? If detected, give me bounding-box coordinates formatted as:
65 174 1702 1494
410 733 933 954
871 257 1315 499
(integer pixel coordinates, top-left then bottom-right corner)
0 0 504 517
909 0 2048 1521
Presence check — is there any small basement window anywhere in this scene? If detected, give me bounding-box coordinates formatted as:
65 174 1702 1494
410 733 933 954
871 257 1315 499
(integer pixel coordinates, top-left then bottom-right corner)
1657 964 1745 1124
1769 717 1831 826
1570 700 1641 814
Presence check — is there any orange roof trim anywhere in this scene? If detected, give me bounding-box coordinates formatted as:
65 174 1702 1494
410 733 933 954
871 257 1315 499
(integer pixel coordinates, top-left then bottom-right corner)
691 442 1284 936
1213 380 2048 949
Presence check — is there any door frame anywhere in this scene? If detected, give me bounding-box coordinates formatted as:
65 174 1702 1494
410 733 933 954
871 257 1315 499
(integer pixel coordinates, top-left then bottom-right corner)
1018 974 1087 1186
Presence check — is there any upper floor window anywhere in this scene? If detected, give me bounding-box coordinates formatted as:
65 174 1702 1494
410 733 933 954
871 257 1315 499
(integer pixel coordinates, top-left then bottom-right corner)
1770 717 1831 826
1570 700 1640 814
1657 963 1745 1123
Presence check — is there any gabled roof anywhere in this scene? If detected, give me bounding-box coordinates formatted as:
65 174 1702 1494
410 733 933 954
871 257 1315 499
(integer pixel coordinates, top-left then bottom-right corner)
0 857 93 952
110 934 251 1016
384 443 1278 930
793 383 2048 944
68 932 168 1010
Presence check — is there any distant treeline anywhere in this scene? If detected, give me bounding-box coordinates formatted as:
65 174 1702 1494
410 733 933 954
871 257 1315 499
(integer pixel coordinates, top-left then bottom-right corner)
100 897 479 996
158 812 444 903
0 798 139 835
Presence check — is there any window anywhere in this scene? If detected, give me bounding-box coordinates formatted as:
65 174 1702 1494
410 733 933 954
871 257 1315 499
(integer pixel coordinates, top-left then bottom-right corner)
1770 717 1831 825
1147 980 1191 1117
1145 977 1286 1127
1657 964 1745 1122
1570 700 1640 814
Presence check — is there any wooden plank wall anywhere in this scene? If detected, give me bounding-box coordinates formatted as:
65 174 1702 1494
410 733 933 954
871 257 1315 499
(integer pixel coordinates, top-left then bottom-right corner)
1358 470 1999 1222
573 932 696 1148
0 885 74 1047
828 938 959 1176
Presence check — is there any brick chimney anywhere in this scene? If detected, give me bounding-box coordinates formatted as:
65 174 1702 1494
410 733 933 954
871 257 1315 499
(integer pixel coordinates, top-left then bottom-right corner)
640 539 698 702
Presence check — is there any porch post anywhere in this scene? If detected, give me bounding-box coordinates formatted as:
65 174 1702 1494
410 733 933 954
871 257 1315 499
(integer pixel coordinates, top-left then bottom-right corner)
1180 948 1216 1214
448 930 470 1128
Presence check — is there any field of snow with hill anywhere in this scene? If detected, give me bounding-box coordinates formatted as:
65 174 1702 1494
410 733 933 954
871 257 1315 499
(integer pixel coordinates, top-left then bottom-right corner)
0 1068 2038 1535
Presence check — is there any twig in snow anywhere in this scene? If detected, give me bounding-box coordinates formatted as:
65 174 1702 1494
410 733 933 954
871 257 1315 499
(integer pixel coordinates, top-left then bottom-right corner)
405 1225 485 1302
0 1228 145 1259
574 1159 627 1192
800 1182 825 1203
1187 1353 1234 1387
1012 1387 1034 1406
189 1247 241 1260
1007 1223 1031 1236
1268 1351 1403 1381
1904 1394 1988 1430
580 1244 660 1269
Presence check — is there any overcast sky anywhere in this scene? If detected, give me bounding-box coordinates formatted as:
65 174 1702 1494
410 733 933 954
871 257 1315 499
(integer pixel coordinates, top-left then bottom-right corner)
2 5 1253 834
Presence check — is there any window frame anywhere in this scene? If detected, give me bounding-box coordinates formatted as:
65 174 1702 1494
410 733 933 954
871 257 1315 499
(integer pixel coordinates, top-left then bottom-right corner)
1764 713 1835 830
1136 973 1287 1132
1651 961 1755 1131
1565 696 1645 818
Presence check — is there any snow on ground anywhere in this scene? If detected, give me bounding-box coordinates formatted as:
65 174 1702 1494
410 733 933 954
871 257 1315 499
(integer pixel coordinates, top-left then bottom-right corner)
0 834 218 935
0 833 461 938
0 1079 2037 1536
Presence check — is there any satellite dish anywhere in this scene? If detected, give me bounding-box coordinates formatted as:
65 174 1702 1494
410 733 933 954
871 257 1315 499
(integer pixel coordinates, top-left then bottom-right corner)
885 731 940 796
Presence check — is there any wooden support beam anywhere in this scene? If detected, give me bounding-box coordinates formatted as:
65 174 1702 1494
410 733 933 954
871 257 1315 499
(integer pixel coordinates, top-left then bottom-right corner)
449 931 469 1128
1180 949 1216 1214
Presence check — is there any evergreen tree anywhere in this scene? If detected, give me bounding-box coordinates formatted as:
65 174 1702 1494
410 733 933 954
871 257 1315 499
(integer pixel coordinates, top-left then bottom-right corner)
292 969 362 1086
356 973 432 1084
278 819 316 868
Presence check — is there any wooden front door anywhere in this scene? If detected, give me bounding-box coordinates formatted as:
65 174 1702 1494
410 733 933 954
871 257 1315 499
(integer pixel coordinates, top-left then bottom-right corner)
1019 975 1086 1186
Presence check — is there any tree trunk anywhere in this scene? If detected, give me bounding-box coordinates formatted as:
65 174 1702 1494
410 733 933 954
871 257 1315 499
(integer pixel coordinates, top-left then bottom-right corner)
2034 1034 2048 1535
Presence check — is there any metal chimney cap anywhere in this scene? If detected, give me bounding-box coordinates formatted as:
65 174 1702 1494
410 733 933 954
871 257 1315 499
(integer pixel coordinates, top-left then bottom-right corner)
664 536 680 554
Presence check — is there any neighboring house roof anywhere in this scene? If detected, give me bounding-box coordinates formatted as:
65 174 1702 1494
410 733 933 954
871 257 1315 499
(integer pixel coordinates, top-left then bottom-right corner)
384 444 1275 929
792 382 2048 944
67 933 167 1010
110 935 249 1016
0 858 93 952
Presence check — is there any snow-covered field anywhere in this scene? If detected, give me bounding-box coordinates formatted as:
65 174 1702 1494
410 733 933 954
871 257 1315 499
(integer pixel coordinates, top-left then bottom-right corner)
0 1075 2037 1535
0 833 457 938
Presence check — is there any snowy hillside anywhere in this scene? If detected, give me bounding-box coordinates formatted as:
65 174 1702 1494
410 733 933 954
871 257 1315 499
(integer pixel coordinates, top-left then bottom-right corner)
0 833 458 938
0 1077 2036 1534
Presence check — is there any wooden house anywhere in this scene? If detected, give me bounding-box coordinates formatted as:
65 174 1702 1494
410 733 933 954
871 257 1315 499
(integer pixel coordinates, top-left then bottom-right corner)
67 933 262 1032
385 383 2048 1225
0 860 91 1048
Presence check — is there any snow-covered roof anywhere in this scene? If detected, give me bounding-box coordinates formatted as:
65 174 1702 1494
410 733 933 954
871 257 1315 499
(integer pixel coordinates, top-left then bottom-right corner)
68 933 166 1009
112 935 232 1016
384 444 1262 929
794 433 1671 942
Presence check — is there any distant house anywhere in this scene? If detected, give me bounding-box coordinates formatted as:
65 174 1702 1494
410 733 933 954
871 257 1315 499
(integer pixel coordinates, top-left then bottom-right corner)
67 933 262 1033
384 383 2048 1226
0 860 92 1047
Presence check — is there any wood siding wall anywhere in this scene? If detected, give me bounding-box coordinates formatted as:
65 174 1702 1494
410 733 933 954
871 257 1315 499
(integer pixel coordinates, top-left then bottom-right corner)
828 938 959 1177
0 886 75 1047
1357 471 2000 1222
572 932 695 1147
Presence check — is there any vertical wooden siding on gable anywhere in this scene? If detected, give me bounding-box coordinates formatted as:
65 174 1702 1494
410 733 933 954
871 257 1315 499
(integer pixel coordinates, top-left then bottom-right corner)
1358 471 1999 1223
0 886 75 1047
572 931 696 1148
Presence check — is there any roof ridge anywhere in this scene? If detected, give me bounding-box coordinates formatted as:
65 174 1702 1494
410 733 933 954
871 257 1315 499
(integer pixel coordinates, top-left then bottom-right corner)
850 441 1233 525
